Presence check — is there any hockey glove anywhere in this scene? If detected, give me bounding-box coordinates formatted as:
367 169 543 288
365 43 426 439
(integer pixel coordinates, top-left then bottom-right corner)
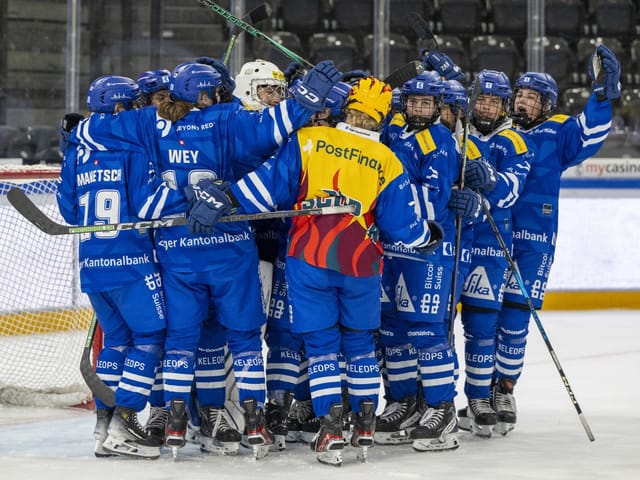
284 62 306 87
589 44 621 101
196 56 236 93
448 187 482 221
184 179 234 234
422 51 465 82
340 69 371 84
294 60 342 112
415 221 444 257
464 160 498 192
58 112 84 153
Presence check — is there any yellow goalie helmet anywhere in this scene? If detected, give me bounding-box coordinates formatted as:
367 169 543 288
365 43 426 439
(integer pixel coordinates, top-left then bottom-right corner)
345 77 393 124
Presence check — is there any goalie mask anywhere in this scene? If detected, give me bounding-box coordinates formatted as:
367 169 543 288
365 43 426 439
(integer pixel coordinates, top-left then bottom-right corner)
511 72 558 129
400 71 444 132
234 59 287 111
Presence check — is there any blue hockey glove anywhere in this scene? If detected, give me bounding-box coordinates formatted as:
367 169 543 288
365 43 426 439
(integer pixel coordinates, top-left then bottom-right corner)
340 69 370 84
465 160 498 192
196 56 236 93
294 60 342 112
184 179 233 234
448 187 482 220
588 44 621 100
416 221 444 256
284 62 306 87
422 51 465 82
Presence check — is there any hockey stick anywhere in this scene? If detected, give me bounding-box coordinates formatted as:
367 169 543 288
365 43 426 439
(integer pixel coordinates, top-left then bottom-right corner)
406 12 439 51
80 314 115 408
221 2 272 65
480 201 595 442
448 76 481 346
383 61 424 89
199 0 314 68
8 187 355 236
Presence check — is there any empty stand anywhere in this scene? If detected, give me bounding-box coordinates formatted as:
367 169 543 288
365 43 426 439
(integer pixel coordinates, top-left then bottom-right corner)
545 0 588 41
363 33 413 75
252 30 304 70
489 0 528 39
524 36 577 88
470 35 523 81
437 0 486 37
591 0 638 39
308 32 358 71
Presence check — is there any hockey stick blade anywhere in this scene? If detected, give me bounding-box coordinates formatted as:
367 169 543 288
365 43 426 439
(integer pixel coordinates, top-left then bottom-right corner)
221 2 273 64
406 12 439 49
384 61 424 89
80 315 115 408
8 187 355 236
199 0 313 67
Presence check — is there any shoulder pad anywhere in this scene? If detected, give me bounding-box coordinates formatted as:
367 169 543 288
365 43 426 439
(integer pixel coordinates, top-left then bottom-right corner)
547 113 570 124
415 129 436 155
465 138 483 161
498 129 528 155
389 112 406 127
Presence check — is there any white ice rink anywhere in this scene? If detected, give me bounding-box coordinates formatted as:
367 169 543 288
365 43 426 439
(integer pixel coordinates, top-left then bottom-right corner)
1 309 639 480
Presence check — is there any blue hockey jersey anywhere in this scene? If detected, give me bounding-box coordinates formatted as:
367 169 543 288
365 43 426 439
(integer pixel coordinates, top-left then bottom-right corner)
511 93 612 253
56 142 186 292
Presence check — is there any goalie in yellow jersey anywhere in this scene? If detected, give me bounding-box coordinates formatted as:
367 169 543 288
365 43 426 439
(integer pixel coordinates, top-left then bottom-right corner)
185 76 443 466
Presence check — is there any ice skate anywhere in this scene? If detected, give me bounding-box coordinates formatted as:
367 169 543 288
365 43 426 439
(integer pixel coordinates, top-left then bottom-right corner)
102 407 161 459
285 398 312 442
94 408 117 458
310 403 345 467
459 398 497 438
199 406 241 455
351 400 375 462
374 396 422 445
411 401 459 452
164 399 188 459
186 419 200 444
300 412 322 444
243 398 274 459
265 391 294 451
145 406 168 445
492 378 517 436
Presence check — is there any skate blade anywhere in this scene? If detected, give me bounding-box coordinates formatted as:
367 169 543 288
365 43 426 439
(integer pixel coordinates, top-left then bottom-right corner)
95 440 120 458
285 431 300 443
493 421 515 436
200 437 240 455
269 434 287 452
253 445 270 459
317 449 343 466
102 438 161 459
412 435 460 452
356 445 369 463
373 430 413 445
470 423 494 438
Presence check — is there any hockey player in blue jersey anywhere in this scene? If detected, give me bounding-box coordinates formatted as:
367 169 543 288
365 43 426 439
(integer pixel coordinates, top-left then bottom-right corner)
68 60 342 458
183 76 444 465
56 75 187 459
375 71 481 451
456 70 533 438
136 69 171 107
489 45 619 435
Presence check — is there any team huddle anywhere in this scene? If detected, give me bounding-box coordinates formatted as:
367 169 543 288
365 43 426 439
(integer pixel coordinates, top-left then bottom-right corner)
55 41 620 466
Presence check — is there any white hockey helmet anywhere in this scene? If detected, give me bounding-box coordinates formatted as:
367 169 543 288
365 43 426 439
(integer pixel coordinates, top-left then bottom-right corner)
233 59 287 110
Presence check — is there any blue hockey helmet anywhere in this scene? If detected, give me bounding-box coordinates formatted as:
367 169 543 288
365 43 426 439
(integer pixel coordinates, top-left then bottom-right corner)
86 75 140 113
400 70 444 131
169 62 222 104
137 69 171 94
511 72 558 127
441 79 468 115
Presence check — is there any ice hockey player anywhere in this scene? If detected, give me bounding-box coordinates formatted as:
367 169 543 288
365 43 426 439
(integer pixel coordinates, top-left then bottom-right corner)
489 44 619 435
456 70 533 438
136 69 171 107
57 75 187 459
